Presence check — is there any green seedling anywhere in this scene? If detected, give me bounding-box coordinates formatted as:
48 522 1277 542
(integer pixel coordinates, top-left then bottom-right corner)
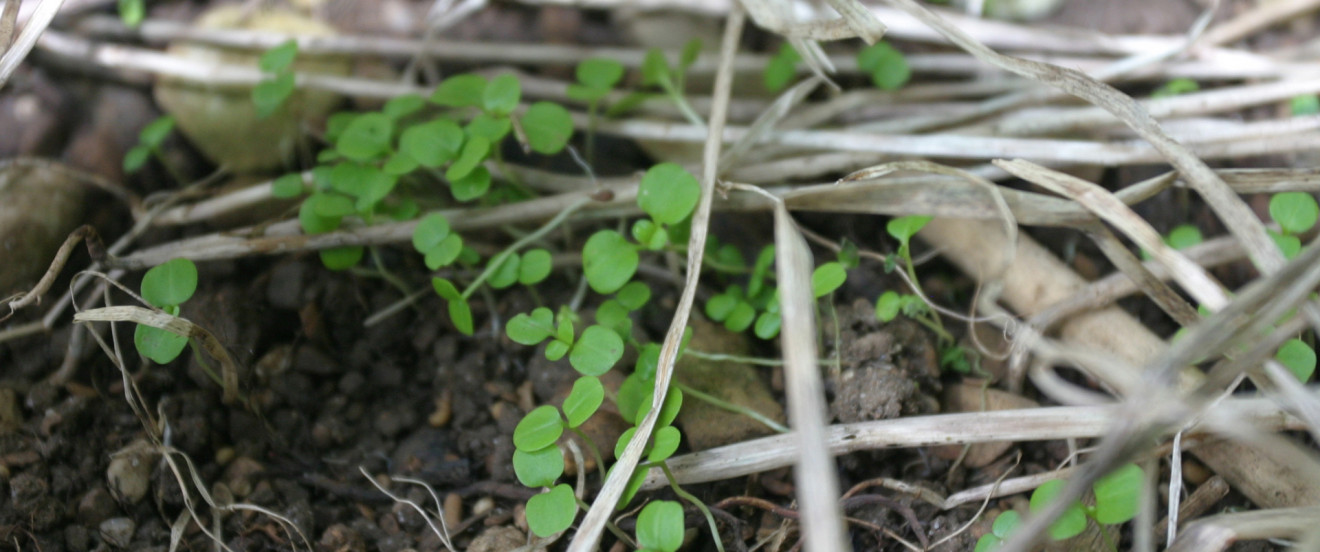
1152 78 1199 98
636 500 685 552
1141 223 1203 260
253 39 299 119
1290 95 1320 116
118 0 144 27
763 43 801 93
568 57 625 161
1276 338 1316 382
979 463 1142 550
1267 191 1319 260
123 115 177 174
856 41 911 91
133 258 198 364
623 40 706 126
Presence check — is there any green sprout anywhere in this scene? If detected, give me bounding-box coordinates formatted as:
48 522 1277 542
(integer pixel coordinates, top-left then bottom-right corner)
1151 78 1199 98
977 463 1143 551
1290 95 1320 116
118 0 144 27
856 42 911 91
253 39 299 119
133 258 198 364
1267 191 1319 259
636 500 685 552
123 115 177 174
568 57 625 161
1276 338 1316 382
763 43 801 93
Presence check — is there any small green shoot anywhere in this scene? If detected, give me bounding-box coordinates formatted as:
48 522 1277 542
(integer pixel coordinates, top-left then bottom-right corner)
763 43 801 92
133 258 198 364
1268 192 1319 260
856 42 911 91
1276 338 1316 382
973 510 1020 552
526 484 578 537
1290 95 1320 116
118 0 144 27
1001 463 1144 544
1152 78 1199 98
253 40 299 119
123 115 177 173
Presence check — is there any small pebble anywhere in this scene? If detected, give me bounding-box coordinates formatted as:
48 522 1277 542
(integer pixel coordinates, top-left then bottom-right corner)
442 492 463 531
99 517 136 548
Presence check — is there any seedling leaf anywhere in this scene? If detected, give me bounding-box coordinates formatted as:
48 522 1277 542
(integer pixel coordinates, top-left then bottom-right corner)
424 234 463 269
521 102 574 154
724 301 755 332
320 246 363 271
754 311 781 339
413 214 451 253
271 173 304 198
811 262 847 298
648 426 681 463
139 116 176 148
856 42 910 90
1270 192 1319 235
513 445 564 488
636 500 684 552
563 376 604 428
764 43 800 92
252 73 296 119
1277 339 1316 382
465 113 512 142
514 405 564 451
400 119 464 167
123 145 151 173
507 307 555 345
382 94 425 119
488 254 521 289
526 484 577 537
448 298 474 335
431 74 487 108
1290 95 1320 116
483 74 522 116
135 324 189 364
642 49 671 87
1164 224 1203 250
638 163 701 225
446 136 490 182
582 230 639 294
1092 463 1143 525
141 258 198 308
876 290 902 322
887 215 933 245
258 40 298 73
1270 229 1302 259
336 113 393 161
1029 479 1087 541
577 57 624 90
570 325 624 376
519 249 553 285
992 510 1021 538
616 281 652 311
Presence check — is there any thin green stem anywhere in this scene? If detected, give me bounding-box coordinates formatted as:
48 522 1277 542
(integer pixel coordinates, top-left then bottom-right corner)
675 382 789 434
568 426 608 485
461 197 592 300
661 81 706 128
657 461 725 552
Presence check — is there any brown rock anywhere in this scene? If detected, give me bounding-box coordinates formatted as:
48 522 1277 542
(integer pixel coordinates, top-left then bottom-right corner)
675 318 785 451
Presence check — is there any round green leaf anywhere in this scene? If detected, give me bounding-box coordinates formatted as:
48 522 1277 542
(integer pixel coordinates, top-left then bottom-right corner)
118 0 144 27
448 298 474 336
992 510 1021 538
974 534 1003 552
1164 224 1203 250
487 254 521 289
382 93 425 119
545 340 571 362
1270 230 1302 260
857 42 910 91
431 74 487 108
141 258 198 307
569 325 624 376
271 173 305 198
705 293 737 322
723 301 755 333
638 163 701 225
313 193 355 218
506 307 555 345
811 262 847 298
521 101 574 155
519 249 553 285
335 112 393 161
1029 479 1087 541
446 136 490 182
582 230 639 294
450 166 492 202
425 234 463 270
636 500 684 552
566 83 606 103
134 324 189 364
483 74 522 115
753 311 781 339
635 386 683 427
616 281 651 311
400 119 464 168
299 195 342 235
594 300 632 338
1270 192 1320 235
258 40 298 73
412 214 451 253
648 425 681 463
320 246 363 271
465 113 512 142
876 290 902 322
1290 95 1320 116
563 376 604 428
513 445 564 488
614 428 638 463
1277 338 1316 382
525 484 577 537
514 405 564 451
577 58 624 91
1092 463 1143 525
641 49 671 87
763 43 800 92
